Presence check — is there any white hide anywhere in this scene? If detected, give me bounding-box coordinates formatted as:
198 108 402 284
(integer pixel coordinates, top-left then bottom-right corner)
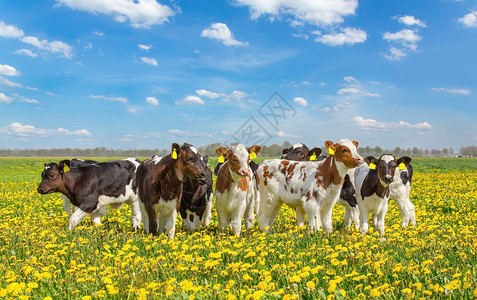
140 197 178 239
390 166 416 227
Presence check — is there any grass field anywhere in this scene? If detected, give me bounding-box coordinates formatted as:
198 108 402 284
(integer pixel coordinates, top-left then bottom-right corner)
1 157 476 299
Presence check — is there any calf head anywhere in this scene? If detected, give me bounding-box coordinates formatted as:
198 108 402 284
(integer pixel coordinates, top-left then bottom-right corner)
365 154 397 185
37 160 71 194
172 143 208 184
281 143 322 161
325 139 363 168
216 144 262 177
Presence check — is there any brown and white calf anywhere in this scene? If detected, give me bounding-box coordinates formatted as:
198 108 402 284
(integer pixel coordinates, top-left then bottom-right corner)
341 155 415 230
215 144 262 235
179 154 214 232
256 139 363 233
37 158 141 230
136 143 208 238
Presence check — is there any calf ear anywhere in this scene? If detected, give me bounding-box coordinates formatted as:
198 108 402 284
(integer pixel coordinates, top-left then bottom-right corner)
364 156 378 169
352 140 359 148
171 143 181 159
397 156 412 165
248 145 262 155
324 141 336 155
282 148 289 155
215 147 229 158
58 160 71 174
308 147 322 157
203 155 209 163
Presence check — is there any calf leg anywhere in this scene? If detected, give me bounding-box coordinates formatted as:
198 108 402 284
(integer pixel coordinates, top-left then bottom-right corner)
128 198 142 230
359 207 370 235
62 194 72 217
243 198 255 230
258 199 282 233
203 192 213 226
376 201 388 235
139 202 150 233
165 209 178 239
320 207 334 234
295 207 305 227
69 208 89 230
90 209 101 225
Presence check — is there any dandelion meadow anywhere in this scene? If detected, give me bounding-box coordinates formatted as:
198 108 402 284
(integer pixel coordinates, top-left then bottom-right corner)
1 157 476 299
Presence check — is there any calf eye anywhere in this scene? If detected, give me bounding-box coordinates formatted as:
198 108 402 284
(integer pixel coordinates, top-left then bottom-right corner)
49 174 55 179
342 149 348 153
186 157 194 162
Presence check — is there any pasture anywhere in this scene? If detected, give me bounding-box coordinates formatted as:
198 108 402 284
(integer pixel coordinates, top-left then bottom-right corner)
0 157 476 299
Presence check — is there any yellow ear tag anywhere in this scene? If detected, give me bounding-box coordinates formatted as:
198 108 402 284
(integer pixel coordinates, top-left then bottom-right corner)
249 152 257 160
171 149 178 160
369 162 376 170
63 165 70 173
218 154 225 163
328 148 335 155
398 162 406 170
309 153 317 161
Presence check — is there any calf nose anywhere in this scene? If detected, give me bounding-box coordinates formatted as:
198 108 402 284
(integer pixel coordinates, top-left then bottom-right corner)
241 169 250 176
37 187 43 194
357 156 364 164
384 174 393 182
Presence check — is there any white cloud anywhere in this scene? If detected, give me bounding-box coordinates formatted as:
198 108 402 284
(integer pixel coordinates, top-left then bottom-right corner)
90 94 128 103
201 23 248 46
337 76 380 97
383 29 422 61
0 92 13 104
0 21 24 38
383 29 421 47
431 87 470 95
93 31 103 36
0 21 73 58
196 89 222 99
1 122 90 137
21 36 73 59
127 106 140 114
314 27 367 46
167 129 213 138
293 97 308 106
384 46 407 61
13 49 38 57
55 0 176 28
0 76 23 88
0 64 21 76
276 130 301 138
146 96 159 106
140 57 158 66
18 97 39 103
396 15 426 27
459 11 477 28
138 44 152 51
321 107 331 112
223 90 248 102
177 95 205 105
234 0 358 27
354 116 432 130
292 33 309 39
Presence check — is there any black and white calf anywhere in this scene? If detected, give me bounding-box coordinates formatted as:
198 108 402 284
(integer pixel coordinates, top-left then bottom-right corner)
281 143 326 161
61 159 106 219
340 156 415 230
354 154 397 235
37 158 141 230
180 154 214 232
136 143 208 238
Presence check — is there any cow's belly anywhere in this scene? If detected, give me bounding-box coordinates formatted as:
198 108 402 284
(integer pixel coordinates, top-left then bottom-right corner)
154 198 178 215
97 181 135 207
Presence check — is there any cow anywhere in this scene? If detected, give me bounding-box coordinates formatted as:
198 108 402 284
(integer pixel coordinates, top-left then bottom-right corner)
340 156 415 230
136 143 208 239
256 139 363 233
37 158 141 230
281 143 326 161
61 159 106 219
354 154 398 235
179 154 214 232
215 144 262 236
279 143 359 229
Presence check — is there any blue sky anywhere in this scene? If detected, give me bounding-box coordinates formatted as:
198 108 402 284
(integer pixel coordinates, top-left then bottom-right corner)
1 0 476 151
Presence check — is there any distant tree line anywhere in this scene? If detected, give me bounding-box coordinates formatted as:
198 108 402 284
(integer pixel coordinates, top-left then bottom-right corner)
1 142 475 157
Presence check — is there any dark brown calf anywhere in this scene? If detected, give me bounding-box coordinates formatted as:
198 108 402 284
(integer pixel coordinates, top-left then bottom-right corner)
136 143 207 238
